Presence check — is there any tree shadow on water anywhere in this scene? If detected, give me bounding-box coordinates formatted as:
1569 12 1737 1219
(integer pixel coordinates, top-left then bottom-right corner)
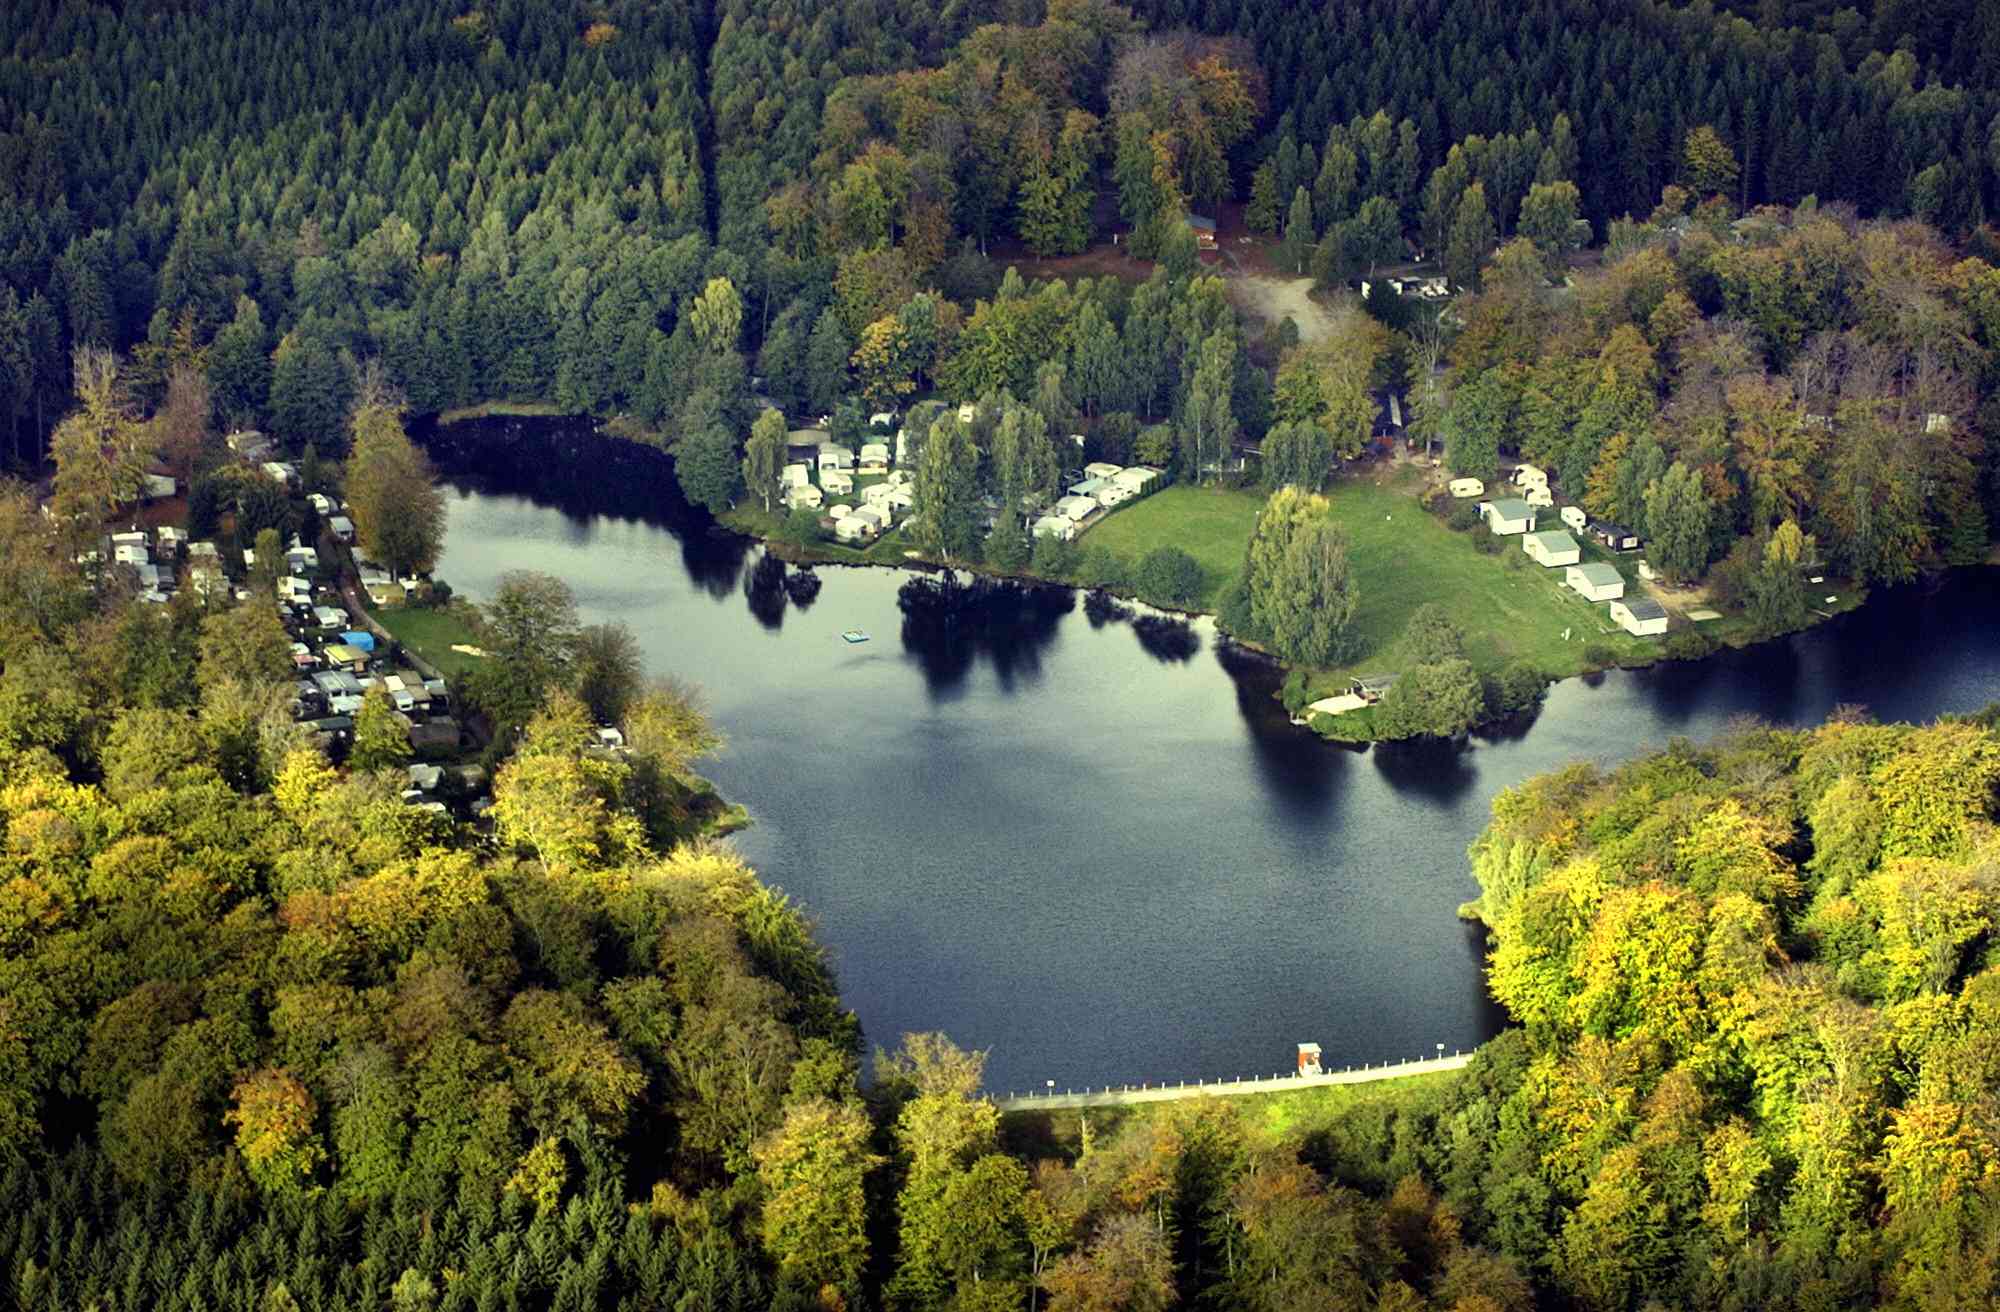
742 553 788 631
896 571 1073 698
1371 735 1479 804
1131 614 1200 663
1214 642 1349 818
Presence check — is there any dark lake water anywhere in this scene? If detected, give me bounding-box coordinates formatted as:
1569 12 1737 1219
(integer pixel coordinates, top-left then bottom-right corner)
422 418 2000 1094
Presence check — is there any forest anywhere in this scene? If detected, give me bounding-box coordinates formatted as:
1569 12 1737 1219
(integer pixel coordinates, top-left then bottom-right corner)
3 0 1999 467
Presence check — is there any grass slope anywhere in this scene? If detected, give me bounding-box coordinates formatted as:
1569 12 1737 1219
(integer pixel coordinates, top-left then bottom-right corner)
1081 484 1265 609
1304 472 1659 692
1077 472 1660 687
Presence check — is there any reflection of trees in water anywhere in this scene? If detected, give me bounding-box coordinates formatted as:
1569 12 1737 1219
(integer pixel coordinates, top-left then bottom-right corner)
1472 703 1544 744
682 527 751 598
416 413 751 596
1079 588 1198 662
1131 614 1198 663
1371 735 1479 803
784 567 822 610
1213 641 1346 818
896 571 1074 696
743 553 788 630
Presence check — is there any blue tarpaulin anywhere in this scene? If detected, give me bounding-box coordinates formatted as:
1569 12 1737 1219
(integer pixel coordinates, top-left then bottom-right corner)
340 631 376 652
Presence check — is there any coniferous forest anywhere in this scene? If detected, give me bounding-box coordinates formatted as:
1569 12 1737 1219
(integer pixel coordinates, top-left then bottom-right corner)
12 0 2000 1308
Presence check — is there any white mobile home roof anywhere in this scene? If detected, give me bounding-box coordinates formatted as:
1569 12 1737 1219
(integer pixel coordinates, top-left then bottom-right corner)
1571 562 1622 588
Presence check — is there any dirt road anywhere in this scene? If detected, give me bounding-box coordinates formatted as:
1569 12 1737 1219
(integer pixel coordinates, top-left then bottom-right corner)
1229 272 1339 345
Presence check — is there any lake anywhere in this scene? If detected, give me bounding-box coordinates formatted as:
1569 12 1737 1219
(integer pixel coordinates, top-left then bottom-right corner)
421 418 2000 1094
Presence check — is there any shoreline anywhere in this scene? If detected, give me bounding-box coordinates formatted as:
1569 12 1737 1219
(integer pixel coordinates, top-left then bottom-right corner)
424 407 1898 746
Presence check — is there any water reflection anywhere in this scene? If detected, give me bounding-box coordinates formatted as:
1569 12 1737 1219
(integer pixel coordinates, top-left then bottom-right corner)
895 572 1073 696
743 553 788 631
1131 614 1200 663
1372 737 1480 805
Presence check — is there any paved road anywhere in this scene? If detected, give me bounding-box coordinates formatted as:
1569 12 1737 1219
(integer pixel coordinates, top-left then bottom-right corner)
993 1052 1473 1112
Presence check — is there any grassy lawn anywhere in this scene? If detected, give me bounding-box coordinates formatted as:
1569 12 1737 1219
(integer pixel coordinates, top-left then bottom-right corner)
1080 484 1265 609
373 604 487 679
1302 471 1661 696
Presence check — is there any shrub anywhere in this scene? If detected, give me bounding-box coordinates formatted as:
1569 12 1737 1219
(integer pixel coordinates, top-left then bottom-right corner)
1134 546 1204 608
1075 545 1131 591
1484 661 1548 716
1583 642 1616 667
1472 531 1501 555
1215 573 1263 643
1402 603 1466 665
1663 627 1717 660
777 508 822 547
985 517 1031 571
1030 533 1081 579
1446 503 1479 532
1374 659 1485 739
1281 668 1312 713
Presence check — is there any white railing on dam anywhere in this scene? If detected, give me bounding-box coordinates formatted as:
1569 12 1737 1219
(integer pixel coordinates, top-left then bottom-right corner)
993 1051 1474 1113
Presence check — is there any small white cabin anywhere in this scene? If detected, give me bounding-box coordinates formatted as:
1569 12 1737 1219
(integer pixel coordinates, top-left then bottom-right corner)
833 516 875 543
1094 483 1133 508
1032 515 1077 541
1610 595 1669 637
858 442 891 474
816 443 854 472
1109 466 1160 493
785 483 824 510
1448 477 1484 499
1479 498 1537 536
1522 530 1580 567
1559 506 1588 532
1565 562 1625 602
